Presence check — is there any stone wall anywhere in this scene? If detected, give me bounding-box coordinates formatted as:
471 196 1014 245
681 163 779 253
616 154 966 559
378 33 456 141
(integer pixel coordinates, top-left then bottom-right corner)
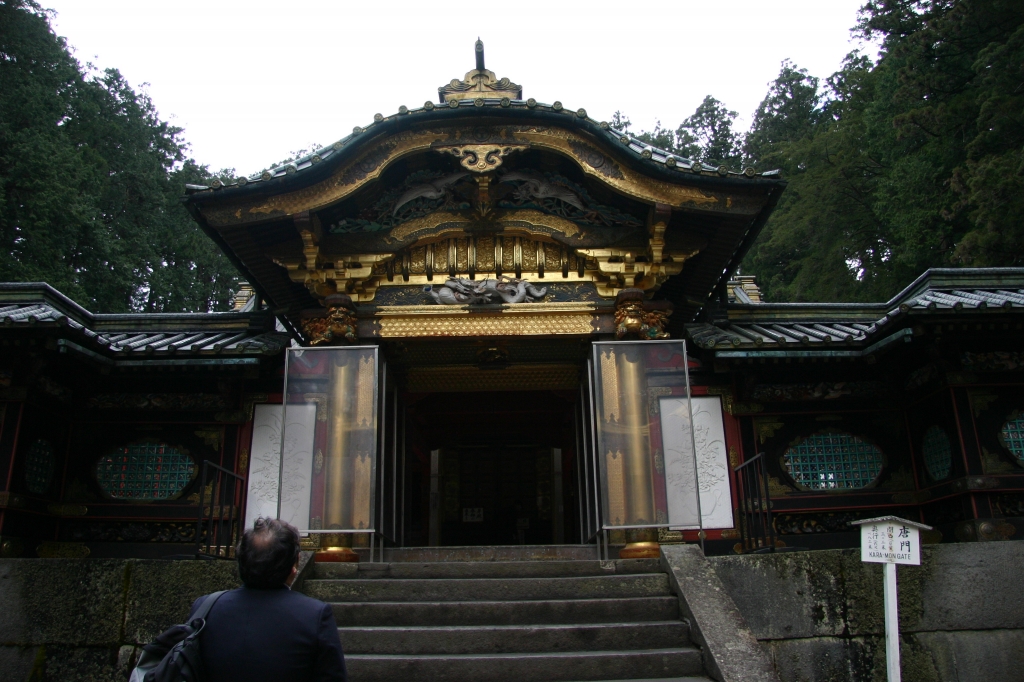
0 558 241 681
709 542 1024 682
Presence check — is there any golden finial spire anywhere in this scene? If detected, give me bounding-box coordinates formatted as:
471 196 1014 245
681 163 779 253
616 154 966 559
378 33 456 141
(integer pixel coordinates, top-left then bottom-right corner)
439 39 522 103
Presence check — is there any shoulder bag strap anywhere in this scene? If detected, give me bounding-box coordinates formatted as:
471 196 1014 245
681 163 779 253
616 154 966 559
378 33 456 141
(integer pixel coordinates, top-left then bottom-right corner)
192 590 227 622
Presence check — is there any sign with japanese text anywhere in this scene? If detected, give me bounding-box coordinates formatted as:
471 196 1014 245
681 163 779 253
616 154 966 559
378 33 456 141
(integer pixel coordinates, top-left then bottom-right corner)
860 521 921 565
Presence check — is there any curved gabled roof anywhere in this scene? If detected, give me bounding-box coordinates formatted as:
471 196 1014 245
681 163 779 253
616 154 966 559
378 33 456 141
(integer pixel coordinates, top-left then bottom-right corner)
183 49 787 332
185 98 778 197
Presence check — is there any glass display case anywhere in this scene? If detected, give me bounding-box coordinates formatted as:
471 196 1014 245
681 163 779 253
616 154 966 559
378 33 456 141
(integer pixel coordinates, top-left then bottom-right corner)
277 346 379 535
590 339 718 537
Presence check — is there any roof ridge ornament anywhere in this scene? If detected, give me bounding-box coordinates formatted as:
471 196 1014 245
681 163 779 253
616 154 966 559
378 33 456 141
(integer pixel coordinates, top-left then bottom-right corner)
439 39 522 103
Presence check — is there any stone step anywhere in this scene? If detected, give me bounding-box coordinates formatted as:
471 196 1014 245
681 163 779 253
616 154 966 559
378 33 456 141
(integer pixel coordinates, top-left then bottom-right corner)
314 558 662 580
332 596 681 626
344 647 705 682
307 573 672 603
353 544 600 563
569 675 712 679
339 621 691 655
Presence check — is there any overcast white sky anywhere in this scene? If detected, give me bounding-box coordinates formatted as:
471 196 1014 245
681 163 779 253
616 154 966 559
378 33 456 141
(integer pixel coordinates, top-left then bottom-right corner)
43 0 873 177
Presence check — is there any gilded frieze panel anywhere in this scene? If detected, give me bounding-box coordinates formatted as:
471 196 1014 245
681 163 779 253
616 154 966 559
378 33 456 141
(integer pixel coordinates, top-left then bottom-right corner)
476 236 495 270
371 302 606 338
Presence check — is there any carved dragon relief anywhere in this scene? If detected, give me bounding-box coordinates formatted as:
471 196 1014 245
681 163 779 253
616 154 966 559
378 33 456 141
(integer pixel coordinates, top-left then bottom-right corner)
424 276 548 305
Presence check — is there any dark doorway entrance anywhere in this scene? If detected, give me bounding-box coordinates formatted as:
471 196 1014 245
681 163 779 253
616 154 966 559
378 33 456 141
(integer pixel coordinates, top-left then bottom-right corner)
401 390 577 547
440 446 557 546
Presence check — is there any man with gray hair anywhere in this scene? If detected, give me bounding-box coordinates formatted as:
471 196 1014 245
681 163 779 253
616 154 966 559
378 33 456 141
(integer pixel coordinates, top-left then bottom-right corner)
187 517 347 681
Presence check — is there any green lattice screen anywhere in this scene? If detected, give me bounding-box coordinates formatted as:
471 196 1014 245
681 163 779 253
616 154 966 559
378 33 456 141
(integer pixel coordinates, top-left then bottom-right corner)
24 439 55 495
922 426 952 480
95 442 195 500
1000 415 1024 464
783 432 883 490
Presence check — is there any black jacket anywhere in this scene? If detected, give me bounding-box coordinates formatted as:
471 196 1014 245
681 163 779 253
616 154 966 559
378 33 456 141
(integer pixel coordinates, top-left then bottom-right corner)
188 586 347 682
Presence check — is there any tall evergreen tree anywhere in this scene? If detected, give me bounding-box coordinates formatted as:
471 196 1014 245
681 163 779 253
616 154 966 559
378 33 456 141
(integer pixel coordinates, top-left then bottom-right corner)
675 96 742 167
0 0 239 312
740 55 896 302
743 60 820 170
612 95 742 167
859 0 1024 267
741 1 1024 301
620 3 1024 302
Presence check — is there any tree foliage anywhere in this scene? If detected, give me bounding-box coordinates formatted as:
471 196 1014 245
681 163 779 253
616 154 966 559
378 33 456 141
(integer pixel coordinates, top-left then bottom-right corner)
621 1 1024 302
612 96 742 166
0 0 239 312
5 1 1023 309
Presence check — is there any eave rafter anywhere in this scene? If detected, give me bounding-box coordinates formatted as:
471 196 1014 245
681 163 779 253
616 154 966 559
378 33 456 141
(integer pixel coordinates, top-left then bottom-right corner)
275 194 703 302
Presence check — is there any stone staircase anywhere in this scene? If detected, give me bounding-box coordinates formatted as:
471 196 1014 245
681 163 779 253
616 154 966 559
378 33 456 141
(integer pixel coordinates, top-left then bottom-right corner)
300 546 711 682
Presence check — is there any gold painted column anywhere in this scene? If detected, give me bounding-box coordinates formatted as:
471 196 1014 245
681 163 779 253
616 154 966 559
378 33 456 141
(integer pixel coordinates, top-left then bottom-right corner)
320 353 357 561
301 294 366 563
614 288 671 559
618 345 656 525
326 355 351 530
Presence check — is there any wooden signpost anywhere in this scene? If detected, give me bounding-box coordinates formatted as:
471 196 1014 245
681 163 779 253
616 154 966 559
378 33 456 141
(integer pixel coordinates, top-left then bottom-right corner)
851 516 932 682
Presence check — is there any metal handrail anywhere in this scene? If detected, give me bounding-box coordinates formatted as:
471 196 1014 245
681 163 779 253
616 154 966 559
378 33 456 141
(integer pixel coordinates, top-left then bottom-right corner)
195 460 245 559
734 452 776 553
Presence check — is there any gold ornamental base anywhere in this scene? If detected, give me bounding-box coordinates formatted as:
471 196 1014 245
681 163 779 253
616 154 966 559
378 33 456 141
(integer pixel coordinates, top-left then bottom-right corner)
619 541 660 559
314 547 360 563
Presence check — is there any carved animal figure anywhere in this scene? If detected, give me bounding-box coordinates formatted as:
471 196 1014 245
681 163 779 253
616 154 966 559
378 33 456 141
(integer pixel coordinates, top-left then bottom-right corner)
424 276 548 305
423 280 486 305
392 172 469 216
469 277 548 303
500 171 584 211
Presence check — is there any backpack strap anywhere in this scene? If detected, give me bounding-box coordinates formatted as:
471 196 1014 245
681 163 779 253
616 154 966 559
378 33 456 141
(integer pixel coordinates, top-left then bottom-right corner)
191 590 227 622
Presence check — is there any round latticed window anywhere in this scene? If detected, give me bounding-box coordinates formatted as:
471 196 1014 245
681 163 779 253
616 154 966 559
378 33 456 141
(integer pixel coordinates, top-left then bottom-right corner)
922 426 952 481
95 442 196 500
24 439 55 494
999 412 1024 465
783 432 884 490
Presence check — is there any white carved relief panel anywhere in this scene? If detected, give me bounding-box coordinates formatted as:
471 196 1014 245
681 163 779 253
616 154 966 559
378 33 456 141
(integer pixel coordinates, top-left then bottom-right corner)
660 395 734 530
244 403 316 531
